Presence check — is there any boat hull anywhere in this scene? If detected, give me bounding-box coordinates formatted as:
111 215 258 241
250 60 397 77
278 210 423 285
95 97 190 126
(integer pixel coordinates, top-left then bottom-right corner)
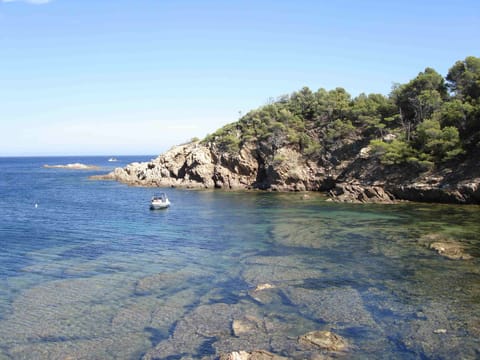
150 204 169 210
150 201 170 210
150 192 170 210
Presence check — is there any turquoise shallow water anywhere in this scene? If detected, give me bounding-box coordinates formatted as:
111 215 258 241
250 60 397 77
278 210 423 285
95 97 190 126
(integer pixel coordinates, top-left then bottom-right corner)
0 156 479 359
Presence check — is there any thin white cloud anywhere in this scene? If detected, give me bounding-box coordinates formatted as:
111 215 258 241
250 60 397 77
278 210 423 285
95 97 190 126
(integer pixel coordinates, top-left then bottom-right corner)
1 0 53 4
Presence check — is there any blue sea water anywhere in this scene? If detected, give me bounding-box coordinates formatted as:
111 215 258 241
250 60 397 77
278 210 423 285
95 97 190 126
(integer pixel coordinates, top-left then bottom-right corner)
0 156 479 359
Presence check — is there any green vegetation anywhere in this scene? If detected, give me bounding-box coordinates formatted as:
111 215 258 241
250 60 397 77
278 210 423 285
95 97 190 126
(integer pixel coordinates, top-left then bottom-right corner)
203 56 480 168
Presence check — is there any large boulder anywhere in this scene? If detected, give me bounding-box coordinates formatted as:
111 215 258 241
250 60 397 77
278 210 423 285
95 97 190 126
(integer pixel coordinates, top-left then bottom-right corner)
329 183 395 203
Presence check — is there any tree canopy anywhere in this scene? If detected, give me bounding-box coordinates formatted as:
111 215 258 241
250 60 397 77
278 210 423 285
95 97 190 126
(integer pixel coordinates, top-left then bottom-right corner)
203 56 480 169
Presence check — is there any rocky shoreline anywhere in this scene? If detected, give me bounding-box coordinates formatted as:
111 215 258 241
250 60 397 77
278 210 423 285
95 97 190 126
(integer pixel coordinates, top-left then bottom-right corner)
91 141 480 204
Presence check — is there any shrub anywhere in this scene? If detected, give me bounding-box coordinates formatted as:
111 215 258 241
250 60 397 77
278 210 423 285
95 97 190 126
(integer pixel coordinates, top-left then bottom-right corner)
370 139 418 165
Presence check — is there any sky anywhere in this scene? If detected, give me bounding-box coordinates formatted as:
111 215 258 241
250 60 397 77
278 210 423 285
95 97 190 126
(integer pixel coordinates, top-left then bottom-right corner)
1 0 479 156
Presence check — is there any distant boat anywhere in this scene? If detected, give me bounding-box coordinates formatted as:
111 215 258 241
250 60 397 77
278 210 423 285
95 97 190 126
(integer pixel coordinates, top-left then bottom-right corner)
108 158 118 162
150 192 170 210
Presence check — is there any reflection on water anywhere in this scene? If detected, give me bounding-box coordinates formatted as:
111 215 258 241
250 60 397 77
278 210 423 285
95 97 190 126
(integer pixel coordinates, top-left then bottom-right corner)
0 174 479 359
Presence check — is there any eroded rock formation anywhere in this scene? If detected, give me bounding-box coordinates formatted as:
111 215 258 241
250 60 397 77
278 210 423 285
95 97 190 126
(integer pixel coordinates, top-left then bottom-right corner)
92 140 480 204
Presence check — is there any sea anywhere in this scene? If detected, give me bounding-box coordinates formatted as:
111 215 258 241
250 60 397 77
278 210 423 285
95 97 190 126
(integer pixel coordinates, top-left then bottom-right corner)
0 156 479 359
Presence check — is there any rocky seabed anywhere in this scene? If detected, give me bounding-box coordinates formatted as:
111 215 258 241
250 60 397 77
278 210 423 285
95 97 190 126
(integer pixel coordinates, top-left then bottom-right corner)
0 232 478 360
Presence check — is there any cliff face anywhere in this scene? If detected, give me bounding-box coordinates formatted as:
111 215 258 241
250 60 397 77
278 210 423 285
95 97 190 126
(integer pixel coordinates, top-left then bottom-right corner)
94 140 480 204
97 142 327 191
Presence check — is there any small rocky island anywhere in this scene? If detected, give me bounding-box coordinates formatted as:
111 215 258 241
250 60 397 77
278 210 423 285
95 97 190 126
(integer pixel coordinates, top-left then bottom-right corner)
94 57 480 204
44 163 100 170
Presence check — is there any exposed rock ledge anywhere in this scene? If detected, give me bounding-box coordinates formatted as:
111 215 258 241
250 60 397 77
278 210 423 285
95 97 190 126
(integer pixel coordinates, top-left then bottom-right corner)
91 141 480 204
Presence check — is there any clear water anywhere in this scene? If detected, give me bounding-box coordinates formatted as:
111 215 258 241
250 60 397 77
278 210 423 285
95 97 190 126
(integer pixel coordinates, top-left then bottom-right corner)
0 157 479 359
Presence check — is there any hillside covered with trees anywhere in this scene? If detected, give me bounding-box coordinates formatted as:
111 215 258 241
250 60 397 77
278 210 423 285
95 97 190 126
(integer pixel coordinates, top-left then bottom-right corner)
101 56 480 204
204 56 479 172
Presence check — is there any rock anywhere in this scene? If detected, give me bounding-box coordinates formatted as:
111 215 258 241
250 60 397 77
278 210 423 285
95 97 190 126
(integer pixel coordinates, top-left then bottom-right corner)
254 283 275 291
92 142 257 189
232 316 263 337
90 141 332 193
359 146 371 158
248 284 279 305
8 333 150 360
142 303 244 359
328 183 395 203
44 163 100 170
282 286 375 326
420 233 473 260
134 269 205 295
219 350 288 360
241 256 323 286
387 299 478 359
298 330 349 352
429 242 473 260
382 133 397 142
90 132 480 204
387 183 469 204
0 275 137 353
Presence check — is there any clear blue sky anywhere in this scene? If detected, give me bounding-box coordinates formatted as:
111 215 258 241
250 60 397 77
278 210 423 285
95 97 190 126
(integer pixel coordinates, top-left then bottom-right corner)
1 0 479 156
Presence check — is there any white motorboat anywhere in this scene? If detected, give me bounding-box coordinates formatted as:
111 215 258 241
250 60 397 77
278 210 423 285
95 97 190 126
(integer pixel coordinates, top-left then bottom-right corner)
150 192 170 210
108 157 118 162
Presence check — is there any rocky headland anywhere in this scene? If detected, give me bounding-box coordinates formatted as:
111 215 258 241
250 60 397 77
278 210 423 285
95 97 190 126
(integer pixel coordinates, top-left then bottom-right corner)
92 139 480 204
93 57 480 204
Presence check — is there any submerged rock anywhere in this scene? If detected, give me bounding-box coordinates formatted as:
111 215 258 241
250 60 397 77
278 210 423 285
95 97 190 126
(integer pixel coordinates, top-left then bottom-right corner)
142 303 245 359
142 295 328 359
232 316 263 337
282 286 375 327
241 256 323 286
254 283 275 291
420 233 473 260
298 330 349 352
8 333 150 360
134 270 198 295
429 242 473 260
389 300 478 359
248 284 281 305
0 275 148 359
219 350 288 360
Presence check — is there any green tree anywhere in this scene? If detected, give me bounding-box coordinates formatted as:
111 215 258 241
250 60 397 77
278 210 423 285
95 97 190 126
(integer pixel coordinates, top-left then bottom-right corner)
446 56 480 102
327 87 351 121
288 87 317 121
435 99 473 134
352 93 395 136
313 88 331 125
391 68 447 141
446 56 480 143
326 119 355 143
370 139 418 165
416 118 464 162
